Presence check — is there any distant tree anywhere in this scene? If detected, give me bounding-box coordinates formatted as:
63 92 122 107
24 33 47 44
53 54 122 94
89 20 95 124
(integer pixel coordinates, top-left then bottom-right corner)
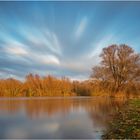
0 78 22 97
91 44 140 93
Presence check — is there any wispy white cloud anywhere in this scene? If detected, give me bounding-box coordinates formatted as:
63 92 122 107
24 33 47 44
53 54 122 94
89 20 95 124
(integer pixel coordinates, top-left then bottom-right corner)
75 16 88 39
61 61 89 73
19 27 62 55
6 46 28 55
34 54 60 65
5 41 28 56
3 36 60 68
43 31 62 55
88 34 118 59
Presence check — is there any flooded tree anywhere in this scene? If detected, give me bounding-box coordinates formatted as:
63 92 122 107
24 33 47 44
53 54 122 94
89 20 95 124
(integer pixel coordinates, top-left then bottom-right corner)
91 44 140 93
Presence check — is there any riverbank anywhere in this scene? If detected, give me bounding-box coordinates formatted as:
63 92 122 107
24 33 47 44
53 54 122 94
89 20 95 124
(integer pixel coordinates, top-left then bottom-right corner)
102 98 140 139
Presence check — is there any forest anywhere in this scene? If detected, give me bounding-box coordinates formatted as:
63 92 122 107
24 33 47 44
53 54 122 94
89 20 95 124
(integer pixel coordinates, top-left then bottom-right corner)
0 44 140 97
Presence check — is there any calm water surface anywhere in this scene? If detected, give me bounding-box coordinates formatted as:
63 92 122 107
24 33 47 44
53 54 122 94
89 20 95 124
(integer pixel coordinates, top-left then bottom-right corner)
0 97 125 139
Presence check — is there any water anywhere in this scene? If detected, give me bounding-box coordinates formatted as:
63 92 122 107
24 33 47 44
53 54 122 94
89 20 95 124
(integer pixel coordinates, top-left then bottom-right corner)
0 97 125 139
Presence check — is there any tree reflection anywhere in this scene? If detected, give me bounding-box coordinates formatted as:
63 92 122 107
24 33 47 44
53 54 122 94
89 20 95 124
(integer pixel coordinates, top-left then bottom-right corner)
87 98 126 129
0 97 126 139
0 97 125 120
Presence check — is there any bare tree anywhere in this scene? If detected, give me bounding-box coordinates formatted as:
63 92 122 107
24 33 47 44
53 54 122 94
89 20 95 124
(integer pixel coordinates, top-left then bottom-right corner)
91 44 140 93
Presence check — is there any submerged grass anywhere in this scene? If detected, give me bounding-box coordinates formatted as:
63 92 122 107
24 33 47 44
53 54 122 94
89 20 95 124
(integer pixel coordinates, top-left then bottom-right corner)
102 98 140 139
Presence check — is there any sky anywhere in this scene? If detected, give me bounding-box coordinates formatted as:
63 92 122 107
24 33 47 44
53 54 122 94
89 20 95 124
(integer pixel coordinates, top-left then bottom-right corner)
0 1 140 81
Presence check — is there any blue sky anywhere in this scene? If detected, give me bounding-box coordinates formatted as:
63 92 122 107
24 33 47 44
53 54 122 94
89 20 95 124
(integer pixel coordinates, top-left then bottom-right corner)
0 1 140 81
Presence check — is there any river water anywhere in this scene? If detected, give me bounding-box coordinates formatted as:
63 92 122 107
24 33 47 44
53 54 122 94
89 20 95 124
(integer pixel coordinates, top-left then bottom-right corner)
0 97 125 139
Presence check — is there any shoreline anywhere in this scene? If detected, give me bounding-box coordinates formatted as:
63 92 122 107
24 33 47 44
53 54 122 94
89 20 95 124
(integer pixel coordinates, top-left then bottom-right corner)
102 98 140 139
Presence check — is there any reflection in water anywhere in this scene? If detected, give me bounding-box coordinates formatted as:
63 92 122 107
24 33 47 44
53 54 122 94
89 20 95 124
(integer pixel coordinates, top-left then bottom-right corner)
0 97 126 139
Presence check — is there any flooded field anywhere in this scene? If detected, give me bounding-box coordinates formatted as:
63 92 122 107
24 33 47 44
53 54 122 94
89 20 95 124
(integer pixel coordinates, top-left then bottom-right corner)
0 97 125 139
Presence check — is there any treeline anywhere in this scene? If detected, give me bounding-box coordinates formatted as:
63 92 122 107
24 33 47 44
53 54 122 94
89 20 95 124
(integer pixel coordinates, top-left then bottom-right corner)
0 74 93 97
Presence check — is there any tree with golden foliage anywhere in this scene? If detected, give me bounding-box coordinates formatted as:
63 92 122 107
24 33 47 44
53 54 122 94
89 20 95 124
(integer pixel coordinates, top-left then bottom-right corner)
0 74 93 97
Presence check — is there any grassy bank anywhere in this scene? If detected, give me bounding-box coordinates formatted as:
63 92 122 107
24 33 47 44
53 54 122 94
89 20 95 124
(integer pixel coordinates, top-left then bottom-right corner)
102 98 140 139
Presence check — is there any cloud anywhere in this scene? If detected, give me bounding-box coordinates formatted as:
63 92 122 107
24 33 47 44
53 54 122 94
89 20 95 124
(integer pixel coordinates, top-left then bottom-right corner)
1 2 139 81
61 61 89 73
0 22 63 80
5 41 28 56
19 26 62 55
0 19 92 81
88 34 118 59
75 17 88 39
32 54 60 65
6 46 28 55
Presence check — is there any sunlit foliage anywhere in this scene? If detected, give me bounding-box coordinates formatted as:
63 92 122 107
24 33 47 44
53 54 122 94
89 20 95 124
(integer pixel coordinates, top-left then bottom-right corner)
0 74 92 97
91 44 140 95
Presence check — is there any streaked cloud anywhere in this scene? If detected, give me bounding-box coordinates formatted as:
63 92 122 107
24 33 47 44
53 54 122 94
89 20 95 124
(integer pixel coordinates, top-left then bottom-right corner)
75 16 88 39
0 2 140 80
5 43 28 56
19 27 62 55
32 54 60 65
89 34 117 58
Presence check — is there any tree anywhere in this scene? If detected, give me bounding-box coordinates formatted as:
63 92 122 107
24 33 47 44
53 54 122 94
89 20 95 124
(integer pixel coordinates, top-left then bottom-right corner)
91 44 140 93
